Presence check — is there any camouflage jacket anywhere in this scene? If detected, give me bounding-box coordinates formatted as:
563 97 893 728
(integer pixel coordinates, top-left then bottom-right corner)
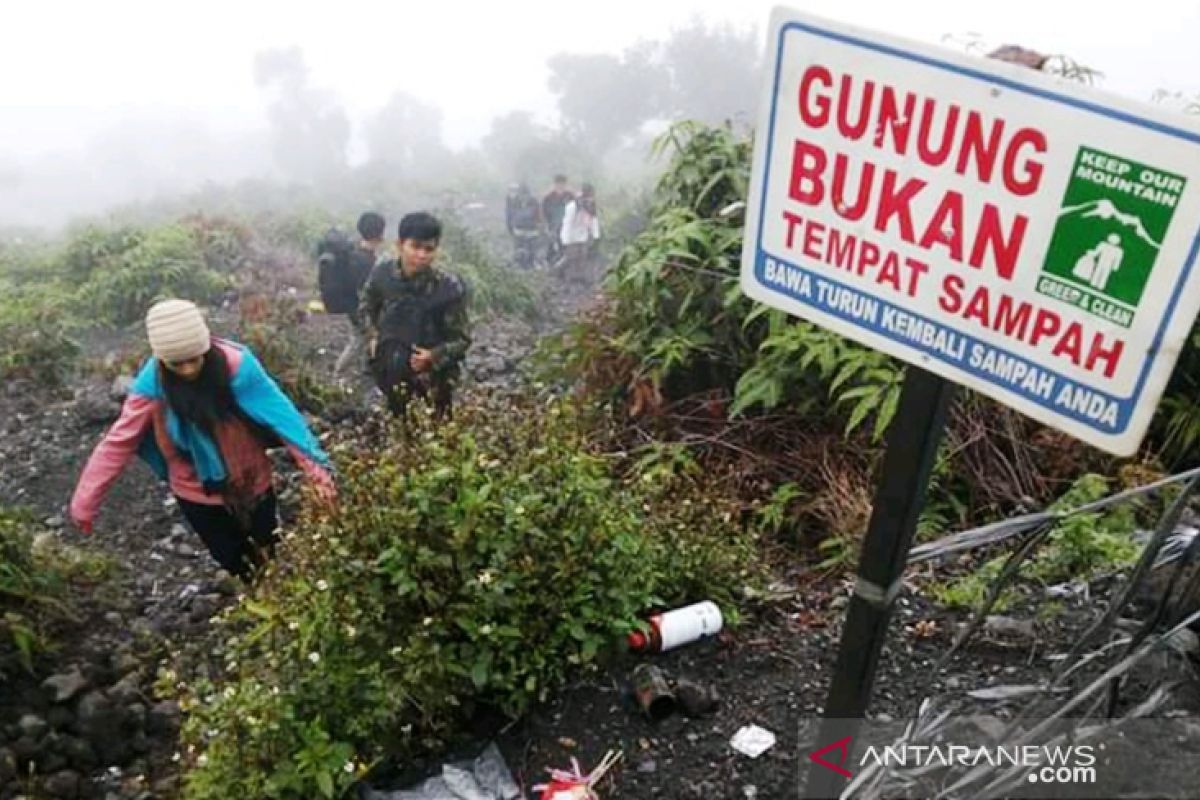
359 261 471 372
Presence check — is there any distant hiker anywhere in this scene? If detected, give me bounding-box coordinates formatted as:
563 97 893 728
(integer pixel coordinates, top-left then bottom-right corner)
318 212 385 379
360 212 471 418
506 183 542 269
559 182 600 282
69 299 335 580
541 174 574 265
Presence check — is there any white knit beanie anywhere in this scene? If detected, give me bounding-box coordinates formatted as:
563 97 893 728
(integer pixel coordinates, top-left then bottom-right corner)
145 299 211 362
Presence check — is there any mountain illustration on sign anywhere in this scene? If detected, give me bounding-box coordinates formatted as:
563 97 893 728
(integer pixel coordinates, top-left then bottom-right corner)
1057 198 1162 250
1037 147 1183 318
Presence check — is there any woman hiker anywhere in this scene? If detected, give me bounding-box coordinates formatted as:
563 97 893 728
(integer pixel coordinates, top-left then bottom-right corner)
69 298 336 580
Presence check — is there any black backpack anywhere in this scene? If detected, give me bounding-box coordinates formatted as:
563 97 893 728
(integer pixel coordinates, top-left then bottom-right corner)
316 228 358 313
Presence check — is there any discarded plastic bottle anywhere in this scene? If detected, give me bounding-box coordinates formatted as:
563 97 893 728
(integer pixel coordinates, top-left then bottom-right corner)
627 601 723 653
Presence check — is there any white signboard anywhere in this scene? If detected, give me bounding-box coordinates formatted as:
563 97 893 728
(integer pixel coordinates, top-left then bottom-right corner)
741 8 1200 456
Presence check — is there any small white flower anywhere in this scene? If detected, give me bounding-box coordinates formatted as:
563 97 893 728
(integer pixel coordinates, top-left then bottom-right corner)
343 761 355 774
223 687 235 699
389 645 404 657
197 754 208 767
345 625 357 638
423 617 434 627
288 621 299 631
172 752 181 763
308 651 321 664
316 579 329 591
476 570 494 586
207 728 219 738
401 724 413 735
479 624 493 636
271 686 280 696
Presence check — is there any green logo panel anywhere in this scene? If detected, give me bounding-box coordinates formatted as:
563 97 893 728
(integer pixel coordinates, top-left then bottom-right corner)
1037 146 1185 327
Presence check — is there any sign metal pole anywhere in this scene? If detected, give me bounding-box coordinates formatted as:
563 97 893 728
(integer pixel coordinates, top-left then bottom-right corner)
806 365 954 799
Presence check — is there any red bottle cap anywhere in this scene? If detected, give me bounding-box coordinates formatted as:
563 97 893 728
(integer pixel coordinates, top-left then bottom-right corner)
628 630 648 650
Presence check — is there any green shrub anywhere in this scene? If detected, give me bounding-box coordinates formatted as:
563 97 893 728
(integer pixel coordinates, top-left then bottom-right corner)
545 121 901 438
436 212 542 320
172 396 756 799
75 223 229 326
0 508 113 678
930 473 1142 610
0 283 80 385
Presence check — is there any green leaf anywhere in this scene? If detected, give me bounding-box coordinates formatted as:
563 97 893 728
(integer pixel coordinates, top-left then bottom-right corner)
873 385 902 441
316 770 334 798
845 394 880 436
471 656 490 689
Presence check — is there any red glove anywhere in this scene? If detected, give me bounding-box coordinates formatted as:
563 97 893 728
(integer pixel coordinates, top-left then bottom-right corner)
72 515 94 535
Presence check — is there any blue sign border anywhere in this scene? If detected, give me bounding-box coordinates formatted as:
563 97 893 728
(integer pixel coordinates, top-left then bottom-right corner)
753 20 1200 436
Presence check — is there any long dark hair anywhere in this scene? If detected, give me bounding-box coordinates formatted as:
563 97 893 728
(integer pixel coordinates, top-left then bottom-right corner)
160 347 236 436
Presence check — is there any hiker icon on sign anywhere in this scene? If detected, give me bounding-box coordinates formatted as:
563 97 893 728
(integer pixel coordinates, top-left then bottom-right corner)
1072 233 1124 292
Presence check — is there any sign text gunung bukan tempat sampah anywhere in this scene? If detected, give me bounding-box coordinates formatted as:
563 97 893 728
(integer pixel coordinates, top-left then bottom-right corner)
741 8 1200 455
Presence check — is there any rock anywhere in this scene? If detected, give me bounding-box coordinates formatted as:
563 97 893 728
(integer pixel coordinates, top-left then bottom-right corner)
47 706 75 732
43 667 91 704
945 676 962 690
76 692 127 764
18 714 48 740
146 702 180 736
74 382 121 424
107 673 142 706
60 737 97 771
169 523 188 540
175 543 199 558
676 678 720 717
0 748 15 784
44 769 81 798
11 736 39 766
188 594 222 622
44 515 65 529
40 750 69 774
984 615 1036 641
151 776 179 797
637 758 657 774
111 651 141 677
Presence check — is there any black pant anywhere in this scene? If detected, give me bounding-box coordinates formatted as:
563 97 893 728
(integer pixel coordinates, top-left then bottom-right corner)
371 341 455 419
177 491 279 580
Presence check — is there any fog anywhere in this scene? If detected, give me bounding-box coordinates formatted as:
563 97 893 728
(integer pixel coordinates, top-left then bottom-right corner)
2 0 1197 229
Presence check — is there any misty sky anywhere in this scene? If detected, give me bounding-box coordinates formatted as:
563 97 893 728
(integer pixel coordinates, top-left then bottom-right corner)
4 0 1198 158
0 0 1197 229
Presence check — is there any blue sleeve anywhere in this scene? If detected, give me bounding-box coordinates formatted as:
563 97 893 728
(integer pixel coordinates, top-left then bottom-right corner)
230 346 332 470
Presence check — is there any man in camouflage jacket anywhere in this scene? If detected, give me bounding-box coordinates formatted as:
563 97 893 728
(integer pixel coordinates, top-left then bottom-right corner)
359 212 470 418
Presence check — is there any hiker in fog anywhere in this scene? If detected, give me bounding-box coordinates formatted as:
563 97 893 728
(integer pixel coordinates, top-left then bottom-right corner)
69 299 336 580
505 183 542 269
541 174 574 265
360 212 471 418
558 182 600 281
318 212 385 379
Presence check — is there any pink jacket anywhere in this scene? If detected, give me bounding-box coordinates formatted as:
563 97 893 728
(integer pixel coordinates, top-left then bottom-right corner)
70 341 333 528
